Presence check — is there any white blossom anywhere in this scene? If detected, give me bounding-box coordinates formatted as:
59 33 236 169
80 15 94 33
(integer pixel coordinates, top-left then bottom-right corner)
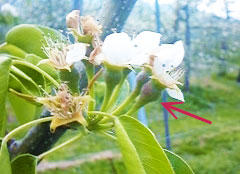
40 36 87 71
130 31 162 66
94 31 161 67
92 30 185 101
95 32 136 67
152 41 185 102
66 43 87 65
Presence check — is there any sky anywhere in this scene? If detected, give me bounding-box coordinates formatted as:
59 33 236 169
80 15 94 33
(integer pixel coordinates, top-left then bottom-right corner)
143 0 240 20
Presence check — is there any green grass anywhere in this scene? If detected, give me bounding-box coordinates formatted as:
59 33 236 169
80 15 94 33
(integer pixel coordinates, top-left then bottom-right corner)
13 74 240 174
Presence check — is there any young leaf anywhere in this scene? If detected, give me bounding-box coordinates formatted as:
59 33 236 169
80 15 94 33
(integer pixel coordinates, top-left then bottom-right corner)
24 54 59 85
0 142 12 174
115 116 174 174
36 25 65 42
11 154 37 174
9 70 40 96
6 24 47 58
13 63 46 91
164 150 195 174
0 56 12 137
8 93 40 124
10 65 41 92
0 43 26 58
8 73 34 96
6 24 66 58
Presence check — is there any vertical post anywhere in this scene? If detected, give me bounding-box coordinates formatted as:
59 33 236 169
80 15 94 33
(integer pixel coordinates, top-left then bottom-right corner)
173 0 180 42
184 3 191 91
155 0 171 150
224 0 230 20
162 91 171 150
128 72 148 126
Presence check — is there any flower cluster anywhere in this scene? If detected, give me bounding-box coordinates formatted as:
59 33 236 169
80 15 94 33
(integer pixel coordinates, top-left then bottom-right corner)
37 10 185 131
92 32 185 101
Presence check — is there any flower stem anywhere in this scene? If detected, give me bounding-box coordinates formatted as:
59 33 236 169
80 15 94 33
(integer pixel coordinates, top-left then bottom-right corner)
1 117 52 146
100 85 115 112
12 60 59 87
100 131 117 141
111 88 139 116
100 63 122 112
87 111 116 119
105 78 126 111
125 104 141 116
37 133 84 160
87 68 103 112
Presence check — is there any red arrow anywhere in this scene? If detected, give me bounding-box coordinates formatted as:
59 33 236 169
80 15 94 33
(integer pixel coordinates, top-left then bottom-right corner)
161 102 212 124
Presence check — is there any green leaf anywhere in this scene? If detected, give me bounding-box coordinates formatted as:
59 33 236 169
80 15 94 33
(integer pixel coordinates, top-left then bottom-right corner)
10 65 41 92
0 56 12 137
9 70 40 96
13 63 45 91
0 43 26 58
8 73 33 95
6 24 66 58
11 154 37 174
6 24 46 58
8 93 41 124
115 116 174 174
0 142 12 174
25 54 59 85
164 150 195 174
36 25 64 41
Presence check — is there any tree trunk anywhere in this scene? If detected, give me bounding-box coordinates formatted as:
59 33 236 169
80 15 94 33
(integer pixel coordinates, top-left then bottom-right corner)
98 0 137 39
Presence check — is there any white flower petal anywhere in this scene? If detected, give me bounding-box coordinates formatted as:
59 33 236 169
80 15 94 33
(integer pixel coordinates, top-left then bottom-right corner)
166 87 185 102
129 31 161 66
133 31 161 53
130 53 150 66
154 40 184 72
66 43 86 65
101 32 135 65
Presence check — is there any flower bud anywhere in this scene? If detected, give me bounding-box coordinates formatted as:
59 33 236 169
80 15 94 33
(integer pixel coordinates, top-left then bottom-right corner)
138 80 162 106
134 70 150 94
80 15 102 36
126 80 163 115
66 10 80 33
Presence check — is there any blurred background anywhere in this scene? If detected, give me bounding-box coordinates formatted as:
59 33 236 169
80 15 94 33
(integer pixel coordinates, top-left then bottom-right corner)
1 0 240 173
